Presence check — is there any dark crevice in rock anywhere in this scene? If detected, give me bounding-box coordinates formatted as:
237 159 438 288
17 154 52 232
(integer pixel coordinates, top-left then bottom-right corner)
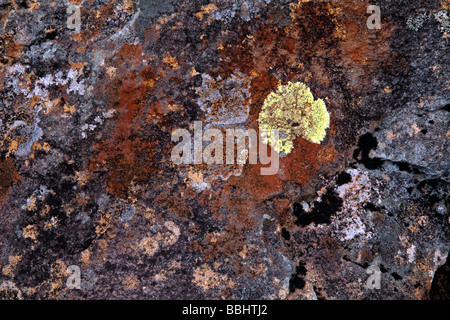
429 255 450 300
391 272 403 281
353 132 385 170
342 255 370 269
353 131 444 177
364 202 384 212
312 286 325 300
342 256 393 276
395 161 419 174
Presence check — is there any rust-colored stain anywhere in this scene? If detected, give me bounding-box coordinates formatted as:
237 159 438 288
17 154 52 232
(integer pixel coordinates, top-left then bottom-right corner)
89 44 157 199
0 157 19 208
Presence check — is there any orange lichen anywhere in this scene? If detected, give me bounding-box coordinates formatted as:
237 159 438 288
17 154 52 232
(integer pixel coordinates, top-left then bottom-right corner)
122 275 139 290
2 255 22 277
163 53 180 70
192 264 234 291
22 225 39 240
95 212 115 236
139 236 160 257
195 4 219 21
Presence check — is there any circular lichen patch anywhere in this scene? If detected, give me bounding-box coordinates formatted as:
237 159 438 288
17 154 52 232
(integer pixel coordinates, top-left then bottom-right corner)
258 81 330 155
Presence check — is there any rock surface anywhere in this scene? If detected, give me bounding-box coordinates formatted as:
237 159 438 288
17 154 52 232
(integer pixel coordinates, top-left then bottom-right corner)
0 0 448 299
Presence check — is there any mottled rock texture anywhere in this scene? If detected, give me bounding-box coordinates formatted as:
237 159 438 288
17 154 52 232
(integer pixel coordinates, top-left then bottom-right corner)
0 0 448 299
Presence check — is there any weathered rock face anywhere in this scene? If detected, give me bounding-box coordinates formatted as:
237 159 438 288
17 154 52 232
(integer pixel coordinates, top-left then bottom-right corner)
0 0 448 300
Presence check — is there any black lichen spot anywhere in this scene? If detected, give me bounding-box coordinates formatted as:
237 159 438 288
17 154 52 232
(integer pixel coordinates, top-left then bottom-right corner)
46 193 65 221
296 262 307 276
355 132 377 158
291 277 305 291
45 29 58 40
289 262 307 292
60 180 76 193
292 202 308 226
353 133 384 169
281 228 291 241
336 171 352 186
293 189 343 227
311 191 343 225
17 0 30 9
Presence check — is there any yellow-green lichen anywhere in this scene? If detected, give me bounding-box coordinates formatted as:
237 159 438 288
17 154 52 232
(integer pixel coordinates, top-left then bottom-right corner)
258 81 330 154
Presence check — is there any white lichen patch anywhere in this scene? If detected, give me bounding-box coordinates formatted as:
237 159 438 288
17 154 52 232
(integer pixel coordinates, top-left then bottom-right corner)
338 215 368 241
206 0 272 23
407 244 416 263
13 121 44 158
336 169 373 205
332 169 379 241
406 12 428 31
1 63 91 156
434 10 450 33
